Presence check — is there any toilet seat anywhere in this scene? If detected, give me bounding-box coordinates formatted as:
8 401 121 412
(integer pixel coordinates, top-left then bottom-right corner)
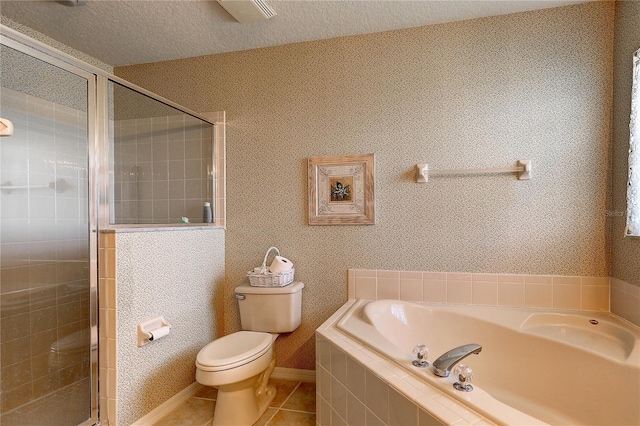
196 331 273 372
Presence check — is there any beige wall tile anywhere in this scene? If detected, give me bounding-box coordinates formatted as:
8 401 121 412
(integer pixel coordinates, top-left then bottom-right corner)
472 281 498 305
553 276 581 286
581 285 609 311
400 279 423 302
472 273 497 282
498 274 525 283
447 273 472 282
423 272 447 280
355 269 376 278
525 283 553 308
401 271 423 280
377 278 400 299
447 281 472 304
377 270 400 279
553 285 581 310
355 277 377 300
498 282 525 307
423 280 447 303
582 276 609 286
525 274 553 284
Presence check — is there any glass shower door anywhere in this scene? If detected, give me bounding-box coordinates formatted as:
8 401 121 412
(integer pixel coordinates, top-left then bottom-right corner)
0 43 96 425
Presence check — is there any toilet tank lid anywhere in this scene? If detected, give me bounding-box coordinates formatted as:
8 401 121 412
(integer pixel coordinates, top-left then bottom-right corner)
235 281 304 295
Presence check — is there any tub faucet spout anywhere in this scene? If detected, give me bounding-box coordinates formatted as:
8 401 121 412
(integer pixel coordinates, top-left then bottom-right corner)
433 344 482 377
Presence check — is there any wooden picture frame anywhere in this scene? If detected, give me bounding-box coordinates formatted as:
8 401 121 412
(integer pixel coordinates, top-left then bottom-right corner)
308 154 375 225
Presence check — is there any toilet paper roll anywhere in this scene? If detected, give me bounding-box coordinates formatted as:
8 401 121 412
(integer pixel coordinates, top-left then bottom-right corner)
269 255 293 273
149 326 171 341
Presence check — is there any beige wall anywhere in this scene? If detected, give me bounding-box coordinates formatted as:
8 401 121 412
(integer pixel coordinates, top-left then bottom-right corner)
107 229 225 426
612 1 640 285
116 2 615 370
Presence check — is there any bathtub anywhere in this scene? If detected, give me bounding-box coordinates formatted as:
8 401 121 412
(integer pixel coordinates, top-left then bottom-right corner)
318 299 640 425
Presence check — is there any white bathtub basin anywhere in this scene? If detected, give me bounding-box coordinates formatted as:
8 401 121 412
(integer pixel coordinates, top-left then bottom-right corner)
335 299 640 425
521 312 636 361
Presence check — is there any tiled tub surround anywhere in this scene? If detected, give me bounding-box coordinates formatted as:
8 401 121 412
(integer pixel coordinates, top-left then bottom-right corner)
356 299 637 424
314 269 640 425
316 299 640 426
317 302 468 426
348 269 640 327
349 269 610 313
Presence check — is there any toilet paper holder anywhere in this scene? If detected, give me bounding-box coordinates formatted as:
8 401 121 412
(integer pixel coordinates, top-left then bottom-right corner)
137 316 172 347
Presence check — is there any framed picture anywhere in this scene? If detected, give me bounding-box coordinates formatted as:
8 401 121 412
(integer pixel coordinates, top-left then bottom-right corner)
308 154 375 225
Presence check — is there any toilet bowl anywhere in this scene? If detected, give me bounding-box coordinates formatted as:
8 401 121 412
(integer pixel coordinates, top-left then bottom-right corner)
49 326 97 370
196 331 278 426
195 282 304 426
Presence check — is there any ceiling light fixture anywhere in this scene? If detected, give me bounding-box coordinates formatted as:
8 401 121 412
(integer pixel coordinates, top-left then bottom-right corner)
217 0 276 23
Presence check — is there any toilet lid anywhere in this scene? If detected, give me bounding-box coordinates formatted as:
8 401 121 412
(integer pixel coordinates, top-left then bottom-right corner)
196 331 273 371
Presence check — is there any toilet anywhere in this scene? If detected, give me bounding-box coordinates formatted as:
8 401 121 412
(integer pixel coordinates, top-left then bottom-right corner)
49 326 97 370
195 281 304 426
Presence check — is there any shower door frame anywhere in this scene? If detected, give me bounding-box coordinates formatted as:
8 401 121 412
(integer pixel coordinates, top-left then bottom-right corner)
0 27 99 426
2 23 218 426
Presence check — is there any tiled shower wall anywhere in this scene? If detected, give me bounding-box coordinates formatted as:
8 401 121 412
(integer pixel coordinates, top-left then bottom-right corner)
112 116 214 225
0 87 90 416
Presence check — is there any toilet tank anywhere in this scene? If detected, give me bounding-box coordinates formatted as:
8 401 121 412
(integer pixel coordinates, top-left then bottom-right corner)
235 282 304 333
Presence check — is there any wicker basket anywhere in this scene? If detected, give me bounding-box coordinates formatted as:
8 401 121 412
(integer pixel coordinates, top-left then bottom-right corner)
247 247 294 287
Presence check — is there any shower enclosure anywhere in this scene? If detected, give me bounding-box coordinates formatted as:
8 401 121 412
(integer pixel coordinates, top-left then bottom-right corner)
1 26 217 426
0 37 97 426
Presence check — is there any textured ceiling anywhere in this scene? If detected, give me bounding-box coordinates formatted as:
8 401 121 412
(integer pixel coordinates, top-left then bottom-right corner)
1 0 589 67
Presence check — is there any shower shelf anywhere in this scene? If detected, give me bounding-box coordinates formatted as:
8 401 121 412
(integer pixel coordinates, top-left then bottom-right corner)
0 178 66 193
415 160 531 183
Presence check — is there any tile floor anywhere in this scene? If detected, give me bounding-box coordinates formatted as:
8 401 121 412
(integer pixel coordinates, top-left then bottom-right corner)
153 379 316 426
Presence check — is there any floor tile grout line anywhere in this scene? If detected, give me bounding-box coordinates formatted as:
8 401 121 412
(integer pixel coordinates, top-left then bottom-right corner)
276 380 302 409
261 408 279 426
263 380 302 425
276 407 316 414
281 381 316 414
263 380 306 425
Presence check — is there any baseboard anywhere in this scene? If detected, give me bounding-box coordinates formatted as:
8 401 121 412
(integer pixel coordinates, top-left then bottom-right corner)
271 367 316 383
131 382 203 426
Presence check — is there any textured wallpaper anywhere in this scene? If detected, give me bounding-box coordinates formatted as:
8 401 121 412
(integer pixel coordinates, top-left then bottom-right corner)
116 2 615 370
1 16 112 73
612 1 640 287
114 229 225 425
1 41 88 111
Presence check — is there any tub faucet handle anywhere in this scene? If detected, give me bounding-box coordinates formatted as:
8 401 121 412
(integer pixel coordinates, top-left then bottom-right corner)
412 344 429 368
453 364 474 392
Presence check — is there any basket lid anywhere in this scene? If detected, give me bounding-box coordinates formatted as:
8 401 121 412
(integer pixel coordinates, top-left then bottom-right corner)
235 281 304 294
